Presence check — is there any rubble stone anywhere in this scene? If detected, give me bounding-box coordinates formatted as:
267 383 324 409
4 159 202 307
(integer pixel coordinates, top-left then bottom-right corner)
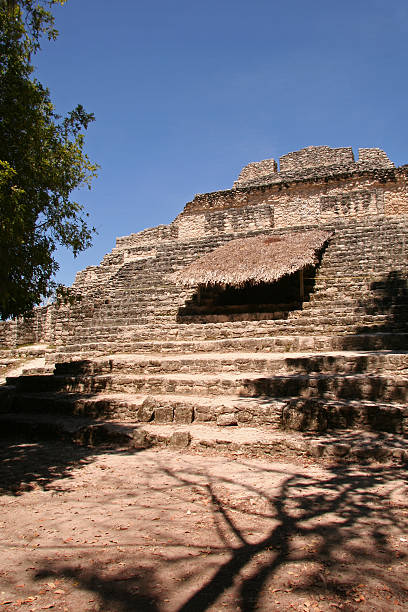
217 413 238 427
170 430 191 448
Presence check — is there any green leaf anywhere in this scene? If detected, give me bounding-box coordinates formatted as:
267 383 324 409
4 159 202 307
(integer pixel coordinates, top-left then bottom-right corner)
0 1 98 319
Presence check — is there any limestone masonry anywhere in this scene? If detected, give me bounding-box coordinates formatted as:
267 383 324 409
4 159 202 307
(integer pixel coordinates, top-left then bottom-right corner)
1 144 407 352
1 145 408 463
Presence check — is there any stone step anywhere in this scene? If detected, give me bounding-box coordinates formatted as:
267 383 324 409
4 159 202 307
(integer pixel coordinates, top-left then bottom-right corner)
6 391 283 427
9 370 408 404
316 266 407 274
303 300 408 311
0 343 53 360
177 312 408 327
0 412 137 446
7 390 408 433
51 333 408 361
64 292 408 316
52 350 408 377
58 324 344 343
312 287 407 298
140 423 408 463
0 412 406 464
56 312 408 341
57 323 408 354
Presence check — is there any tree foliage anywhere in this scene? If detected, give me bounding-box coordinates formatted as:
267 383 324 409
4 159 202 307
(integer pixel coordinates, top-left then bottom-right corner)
0 0 98 319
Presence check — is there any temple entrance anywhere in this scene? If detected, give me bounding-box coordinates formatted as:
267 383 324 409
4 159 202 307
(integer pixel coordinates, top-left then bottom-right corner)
176 265 319 323
172 229 331 324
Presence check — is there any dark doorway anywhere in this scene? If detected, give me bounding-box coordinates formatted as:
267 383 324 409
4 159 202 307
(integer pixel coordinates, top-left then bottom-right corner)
177 265 319 323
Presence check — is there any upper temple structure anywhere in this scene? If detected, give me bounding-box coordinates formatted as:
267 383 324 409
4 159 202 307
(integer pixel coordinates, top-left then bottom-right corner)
1 144 406 354
1 145 408 462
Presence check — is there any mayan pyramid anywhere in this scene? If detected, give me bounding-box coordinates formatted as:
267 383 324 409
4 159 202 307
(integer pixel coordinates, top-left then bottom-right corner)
1 145 408 461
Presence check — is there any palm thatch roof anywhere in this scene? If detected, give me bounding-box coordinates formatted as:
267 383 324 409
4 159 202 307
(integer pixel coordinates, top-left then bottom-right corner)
170 230 332 287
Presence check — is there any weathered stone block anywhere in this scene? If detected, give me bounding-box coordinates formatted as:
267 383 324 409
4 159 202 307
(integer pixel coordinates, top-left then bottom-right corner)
154 406 174 423
138 397 155 422
392 448 408 461
282 399 328 432
217 413 238 426
234 158 278 188
326 443 351 458
309 442 326 458
174 406 193 423
131 429 150 449
169 430 191 448
236 410 251 424
194 409 215 422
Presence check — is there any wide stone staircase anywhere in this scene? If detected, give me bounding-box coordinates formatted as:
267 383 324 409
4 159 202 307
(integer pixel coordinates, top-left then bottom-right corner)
1 345 408 462
1 215 408 463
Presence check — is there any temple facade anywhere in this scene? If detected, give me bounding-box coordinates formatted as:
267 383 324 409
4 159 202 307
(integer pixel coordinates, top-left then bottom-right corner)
1 145 407 358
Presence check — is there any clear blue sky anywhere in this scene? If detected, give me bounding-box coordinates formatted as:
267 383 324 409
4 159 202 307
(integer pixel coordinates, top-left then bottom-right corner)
34 0 408 287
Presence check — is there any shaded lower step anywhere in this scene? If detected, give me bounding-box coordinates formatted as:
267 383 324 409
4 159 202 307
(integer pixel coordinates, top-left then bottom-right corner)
0 413 138 446
8 391 408 433
141 423 408 464
10 371 408 404
282 397 407 433
8 391 284 428
2 412 406 464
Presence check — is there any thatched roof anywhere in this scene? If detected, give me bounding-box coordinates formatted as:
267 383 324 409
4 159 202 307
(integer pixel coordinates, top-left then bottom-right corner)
170 230 332 287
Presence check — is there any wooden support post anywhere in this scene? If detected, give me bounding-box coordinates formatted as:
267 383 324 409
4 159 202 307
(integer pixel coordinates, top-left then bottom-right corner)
299 268 304 300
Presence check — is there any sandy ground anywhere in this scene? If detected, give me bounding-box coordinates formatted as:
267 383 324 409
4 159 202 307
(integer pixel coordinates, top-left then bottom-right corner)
0 437 407 612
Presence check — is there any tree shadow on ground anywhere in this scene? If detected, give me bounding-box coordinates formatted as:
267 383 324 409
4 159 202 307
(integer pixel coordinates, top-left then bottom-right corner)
31 455 408 611
0 433 142 496
34 562 160 612
163 462 408 612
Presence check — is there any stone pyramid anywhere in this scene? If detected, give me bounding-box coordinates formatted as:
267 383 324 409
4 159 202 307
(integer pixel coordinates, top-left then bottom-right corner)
1 145 408 462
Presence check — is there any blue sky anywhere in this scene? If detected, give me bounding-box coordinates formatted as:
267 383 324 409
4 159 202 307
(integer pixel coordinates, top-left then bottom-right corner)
34 0 408 287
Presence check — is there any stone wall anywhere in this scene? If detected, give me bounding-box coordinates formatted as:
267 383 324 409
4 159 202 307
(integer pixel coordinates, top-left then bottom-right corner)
0 319 16 346
0 305 56 348
279 146 355 172
358 147 395 169
175 202 274 240
383 172 408 215
233 146 395 189
272 176 386 228
179 167 406 232
278 146 394 174
234 158 278 187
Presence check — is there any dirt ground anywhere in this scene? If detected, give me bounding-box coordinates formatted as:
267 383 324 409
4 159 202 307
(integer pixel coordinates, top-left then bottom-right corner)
0 437 407 612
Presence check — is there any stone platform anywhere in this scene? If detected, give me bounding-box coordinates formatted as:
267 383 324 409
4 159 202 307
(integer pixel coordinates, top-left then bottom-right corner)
1 345 407 464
